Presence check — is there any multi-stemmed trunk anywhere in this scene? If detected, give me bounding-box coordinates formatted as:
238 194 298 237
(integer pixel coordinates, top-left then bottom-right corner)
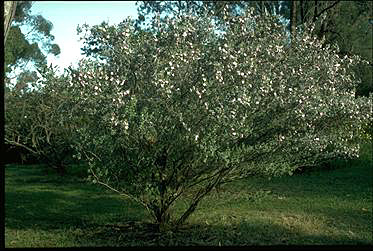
148 165 227 232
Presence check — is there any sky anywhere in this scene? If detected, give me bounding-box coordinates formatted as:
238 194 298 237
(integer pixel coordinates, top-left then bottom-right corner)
22 1 139 74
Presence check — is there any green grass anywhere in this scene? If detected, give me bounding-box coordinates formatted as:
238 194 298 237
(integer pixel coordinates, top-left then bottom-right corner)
5 158 373 247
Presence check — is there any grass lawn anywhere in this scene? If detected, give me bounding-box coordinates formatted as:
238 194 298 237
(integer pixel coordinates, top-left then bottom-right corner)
5 158 373 247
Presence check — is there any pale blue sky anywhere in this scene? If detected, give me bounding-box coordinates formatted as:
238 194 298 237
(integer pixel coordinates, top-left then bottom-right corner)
23 1 139 73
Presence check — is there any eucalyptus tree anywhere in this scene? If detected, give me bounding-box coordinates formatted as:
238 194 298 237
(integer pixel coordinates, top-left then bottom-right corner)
5 1 60 89
4 1 18 46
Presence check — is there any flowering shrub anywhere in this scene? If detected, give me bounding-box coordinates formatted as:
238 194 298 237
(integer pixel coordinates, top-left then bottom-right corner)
69 8 371 230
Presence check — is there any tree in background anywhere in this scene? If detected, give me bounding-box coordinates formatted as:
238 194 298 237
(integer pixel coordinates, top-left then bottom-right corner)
280 0 372 97
282 0 372 139
4 1 18 46
135 1 283 31
5 64 80 175
72 8 370 231
290 0 297 39
4 1 61 90
4 1 67 167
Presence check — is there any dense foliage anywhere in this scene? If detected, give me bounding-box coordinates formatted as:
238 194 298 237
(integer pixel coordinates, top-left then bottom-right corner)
136 1 373 97
66 7 371 230
4 1 61 91
5 65 78 174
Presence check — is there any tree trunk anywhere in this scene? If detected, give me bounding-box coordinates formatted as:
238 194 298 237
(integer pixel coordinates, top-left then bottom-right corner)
290 0 297 40
4 1 18 46
300 0 304 24
313 0 318 23
261 1 265 15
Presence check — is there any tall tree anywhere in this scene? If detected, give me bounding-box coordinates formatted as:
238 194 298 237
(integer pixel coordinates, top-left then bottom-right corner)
290 0 297 39
4 1 18 46
135 1 282 30
267 0 371 96
5 1 61 91
325 1 372 97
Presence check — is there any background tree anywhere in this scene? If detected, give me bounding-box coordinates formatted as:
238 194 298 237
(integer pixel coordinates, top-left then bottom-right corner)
4 1 18 46
5 64 81 175
4 1 65 167
4 1 61 90
280 0 372 97
290 0 297 39
134 1 283 32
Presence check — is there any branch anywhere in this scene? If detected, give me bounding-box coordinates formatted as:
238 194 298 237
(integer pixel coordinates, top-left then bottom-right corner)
314 1 341 20
176 168 226 226
25 25 37 38
186 166 229 190
5 138 39 155
86 159 152 214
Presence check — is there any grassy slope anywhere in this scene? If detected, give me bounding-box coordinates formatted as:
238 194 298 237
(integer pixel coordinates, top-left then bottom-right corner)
5 158 373 247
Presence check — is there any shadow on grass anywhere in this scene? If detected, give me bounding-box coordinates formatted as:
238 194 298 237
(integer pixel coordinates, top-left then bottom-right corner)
67 219 372 246
6 189 371 246
5 189 147 231
5 164 372 246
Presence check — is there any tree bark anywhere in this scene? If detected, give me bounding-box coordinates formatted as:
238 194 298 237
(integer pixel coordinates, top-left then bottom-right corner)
290 0 297 40
261 1 265 15
4 1 18 46
300 0 304 24
313 0 318 23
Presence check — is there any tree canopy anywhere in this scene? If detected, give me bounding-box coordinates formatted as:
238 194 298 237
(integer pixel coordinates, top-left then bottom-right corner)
4 1 61 91
135 1 372 97
70 7 371 230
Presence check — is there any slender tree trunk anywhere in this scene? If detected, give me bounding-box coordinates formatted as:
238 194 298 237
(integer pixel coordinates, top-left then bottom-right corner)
290 0 297 40
4 1 18 46
300 0 304 24
261 1 265 15
313 0 318 23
